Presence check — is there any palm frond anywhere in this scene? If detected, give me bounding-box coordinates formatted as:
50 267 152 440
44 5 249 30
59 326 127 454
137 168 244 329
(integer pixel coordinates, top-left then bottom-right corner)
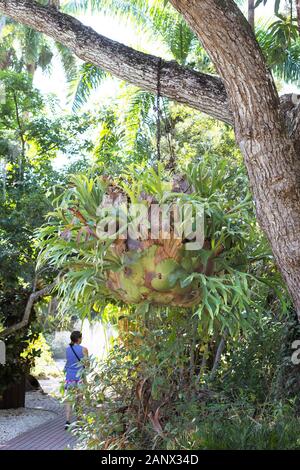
69 62 107 111
55 42 78 83
257 20 300 84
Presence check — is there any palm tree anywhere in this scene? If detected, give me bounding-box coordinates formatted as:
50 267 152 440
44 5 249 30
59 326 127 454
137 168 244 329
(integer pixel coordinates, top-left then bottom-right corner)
0 13 77 78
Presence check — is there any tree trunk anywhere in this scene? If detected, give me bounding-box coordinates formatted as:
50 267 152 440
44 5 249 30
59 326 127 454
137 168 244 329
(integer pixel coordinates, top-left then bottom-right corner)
2 0 300 316
26 62 37 75
210 334 227 379
296 0 300 35
169 0 300 317
274 309 300 406
0 375 26 409
0 282 57 339
248 0 255 30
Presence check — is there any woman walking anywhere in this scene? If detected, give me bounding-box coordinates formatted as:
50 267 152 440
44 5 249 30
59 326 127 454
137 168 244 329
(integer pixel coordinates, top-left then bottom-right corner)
64 330 88 429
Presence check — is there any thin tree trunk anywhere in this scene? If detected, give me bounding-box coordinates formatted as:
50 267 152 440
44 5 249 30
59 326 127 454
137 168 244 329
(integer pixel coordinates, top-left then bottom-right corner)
210 335 227 379
0 48 14 70
199 343 208 379
189 316 198 384
12 91 26 182
1 157 6 200
0 282 56 338
248 0 255 30
296 0 300 35
26 62 37 76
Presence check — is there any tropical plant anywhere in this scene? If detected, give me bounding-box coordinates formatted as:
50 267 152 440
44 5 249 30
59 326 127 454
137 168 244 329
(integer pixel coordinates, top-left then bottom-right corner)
37 153 283 337
0 289 41 399
68 303 296 450
256 12 300 85
0 10 77 77
0 70 104 404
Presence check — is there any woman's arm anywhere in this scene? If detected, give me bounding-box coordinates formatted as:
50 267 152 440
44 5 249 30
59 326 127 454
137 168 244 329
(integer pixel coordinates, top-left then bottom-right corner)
83 347 89 357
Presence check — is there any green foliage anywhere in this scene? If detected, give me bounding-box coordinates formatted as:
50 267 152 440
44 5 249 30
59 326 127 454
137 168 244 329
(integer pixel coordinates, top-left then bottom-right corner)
36 153 281 333
26 112 96 162
0 72 102 289
70 63 107 112
275 312 300 403
0 290 42 394
93 107 126 173
30 333 62 380
257 20 300 85
1 1 298 440
0 72 49 287
169 401 300 450
0 12 77 78
68 308 298 450
0 72 103 390
218 317 286 402
0 71 43 141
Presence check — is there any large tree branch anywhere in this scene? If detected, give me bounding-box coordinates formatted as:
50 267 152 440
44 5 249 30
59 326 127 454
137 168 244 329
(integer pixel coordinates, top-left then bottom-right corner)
0 282 56 338
0 0 232 124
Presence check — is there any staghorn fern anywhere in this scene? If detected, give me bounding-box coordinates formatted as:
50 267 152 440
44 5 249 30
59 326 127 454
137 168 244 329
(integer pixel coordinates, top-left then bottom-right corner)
36 158 284 334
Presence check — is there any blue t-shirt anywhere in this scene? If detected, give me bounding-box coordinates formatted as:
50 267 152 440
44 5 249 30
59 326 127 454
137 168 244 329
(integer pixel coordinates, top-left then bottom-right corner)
65 344 84 381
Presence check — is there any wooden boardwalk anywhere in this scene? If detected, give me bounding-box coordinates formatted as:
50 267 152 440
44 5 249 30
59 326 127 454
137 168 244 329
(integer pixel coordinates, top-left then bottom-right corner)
0 415 77 450
0 387 78 450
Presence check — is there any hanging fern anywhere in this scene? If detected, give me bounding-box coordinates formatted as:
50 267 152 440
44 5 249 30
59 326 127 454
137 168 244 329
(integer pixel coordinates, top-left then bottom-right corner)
37 158 284 334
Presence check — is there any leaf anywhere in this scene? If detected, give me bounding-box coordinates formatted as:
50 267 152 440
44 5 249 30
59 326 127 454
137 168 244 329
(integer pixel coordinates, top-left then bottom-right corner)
180 274 194 288
254 0 268 7
274 0 281 16
148 407 164 435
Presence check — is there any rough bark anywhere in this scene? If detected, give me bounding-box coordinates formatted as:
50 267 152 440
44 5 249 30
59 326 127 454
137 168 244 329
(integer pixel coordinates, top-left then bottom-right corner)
169 0 300 317
0 0 232 124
